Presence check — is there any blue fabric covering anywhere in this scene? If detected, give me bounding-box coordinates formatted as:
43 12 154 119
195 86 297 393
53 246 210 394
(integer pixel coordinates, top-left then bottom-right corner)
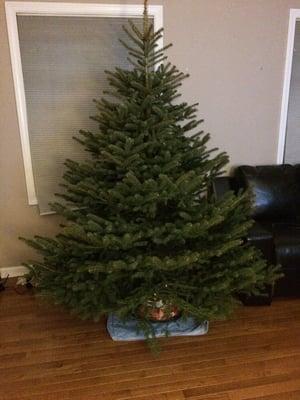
107 314 209 341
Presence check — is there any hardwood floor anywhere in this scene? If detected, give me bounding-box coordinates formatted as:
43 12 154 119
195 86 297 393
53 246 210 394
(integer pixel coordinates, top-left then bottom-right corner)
1 282 300 400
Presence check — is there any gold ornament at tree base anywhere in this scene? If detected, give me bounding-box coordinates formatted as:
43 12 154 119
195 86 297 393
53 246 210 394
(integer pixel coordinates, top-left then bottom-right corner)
138 299 181 322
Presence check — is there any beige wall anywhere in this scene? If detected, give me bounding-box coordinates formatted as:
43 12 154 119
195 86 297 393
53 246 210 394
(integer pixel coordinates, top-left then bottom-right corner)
1 0 300 268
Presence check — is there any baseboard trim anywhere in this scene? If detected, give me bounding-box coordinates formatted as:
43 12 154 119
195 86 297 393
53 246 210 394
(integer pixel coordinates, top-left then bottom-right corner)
0 266 28 278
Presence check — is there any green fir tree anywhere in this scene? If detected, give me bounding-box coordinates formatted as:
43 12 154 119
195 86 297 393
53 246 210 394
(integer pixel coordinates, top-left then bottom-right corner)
22 0 281 339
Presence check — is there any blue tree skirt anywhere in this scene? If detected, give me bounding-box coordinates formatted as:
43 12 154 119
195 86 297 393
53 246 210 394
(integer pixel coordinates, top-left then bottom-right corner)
107 314 209 341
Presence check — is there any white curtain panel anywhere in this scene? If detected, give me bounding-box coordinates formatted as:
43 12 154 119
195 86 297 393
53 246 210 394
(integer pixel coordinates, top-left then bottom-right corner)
17 15 144 214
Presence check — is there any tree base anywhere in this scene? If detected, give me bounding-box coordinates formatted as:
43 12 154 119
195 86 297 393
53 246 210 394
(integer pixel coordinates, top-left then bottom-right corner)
107 314 209 341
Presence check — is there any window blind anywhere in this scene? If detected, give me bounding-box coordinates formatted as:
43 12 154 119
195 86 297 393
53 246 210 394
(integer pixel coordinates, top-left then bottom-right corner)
17 15 145 214
285 21 300 164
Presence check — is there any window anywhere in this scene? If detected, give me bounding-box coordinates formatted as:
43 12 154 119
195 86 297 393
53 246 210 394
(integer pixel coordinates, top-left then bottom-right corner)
5 2 163 214
278 9 300 164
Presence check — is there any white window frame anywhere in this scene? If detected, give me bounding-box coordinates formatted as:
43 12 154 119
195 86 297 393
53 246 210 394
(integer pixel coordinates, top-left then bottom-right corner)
5 2 163 205
277 9 300 164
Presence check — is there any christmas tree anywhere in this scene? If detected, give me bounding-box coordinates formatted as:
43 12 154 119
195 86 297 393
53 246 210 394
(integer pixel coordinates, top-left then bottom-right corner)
22 1 280 339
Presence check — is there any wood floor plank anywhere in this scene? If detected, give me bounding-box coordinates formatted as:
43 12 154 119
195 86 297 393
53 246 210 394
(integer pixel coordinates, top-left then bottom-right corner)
187 379 300 399
227 378 300 399
1 341 299 386
1 284 300 400
245 389 300 400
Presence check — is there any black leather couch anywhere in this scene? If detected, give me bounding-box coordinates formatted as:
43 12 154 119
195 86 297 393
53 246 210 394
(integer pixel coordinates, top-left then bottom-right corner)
212 164 300 303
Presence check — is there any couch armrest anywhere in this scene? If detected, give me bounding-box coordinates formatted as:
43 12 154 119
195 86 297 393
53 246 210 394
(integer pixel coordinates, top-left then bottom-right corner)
247 221 275 264
240 221 275 306
211 177 235 199
212 178 276 305
212 178 275 263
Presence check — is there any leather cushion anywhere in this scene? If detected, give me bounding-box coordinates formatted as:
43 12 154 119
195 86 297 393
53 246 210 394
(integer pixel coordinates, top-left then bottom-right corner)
273 223 300 269
235 165 300 219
